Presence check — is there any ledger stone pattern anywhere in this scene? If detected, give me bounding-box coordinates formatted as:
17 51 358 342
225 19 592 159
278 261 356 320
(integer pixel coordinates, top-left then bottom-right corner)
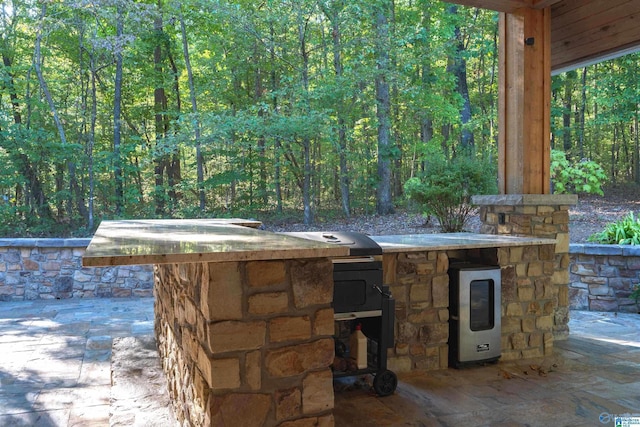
154 259 336 427
383 243 558 373
0 240 152 301
477 201 572 340
569 244 640 313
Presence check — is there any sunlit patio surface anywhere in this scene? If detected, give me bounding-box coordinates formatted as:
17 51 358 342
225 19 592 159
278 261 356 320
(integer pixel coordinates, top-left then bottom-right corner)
0 298 638 426
0 298 174 426
335 310 640 426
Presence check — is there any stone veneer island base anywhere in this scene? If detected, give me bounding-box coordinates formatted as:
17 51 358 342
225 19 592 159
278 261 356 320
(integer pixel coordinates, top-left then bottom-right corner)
372 233 559 370
83 219 348 426
154 259 341 426
84 218 562 426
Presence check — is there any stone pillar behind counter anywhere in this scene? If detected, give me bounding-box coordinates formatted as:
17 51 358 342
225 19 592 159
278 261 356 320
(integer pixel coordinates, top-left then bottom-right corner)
472 194 577 340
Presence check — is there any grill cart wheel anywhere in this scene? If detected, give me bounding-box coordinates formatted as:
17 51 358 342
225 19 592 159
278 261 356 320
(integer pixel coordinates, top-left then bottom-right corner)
373 369 397 397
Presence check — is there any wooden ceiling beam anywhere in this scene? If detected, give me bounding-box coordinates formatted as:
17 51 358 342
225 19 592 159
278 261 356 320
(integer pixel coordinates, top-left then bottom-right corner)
451 0 531 13
451 0 562 13
531 0 563 9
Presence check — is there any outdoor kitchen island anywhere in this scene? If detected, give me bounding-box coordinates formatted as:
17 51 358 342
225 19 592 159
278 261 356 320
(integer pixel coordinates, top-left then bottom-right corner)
83 220 559 427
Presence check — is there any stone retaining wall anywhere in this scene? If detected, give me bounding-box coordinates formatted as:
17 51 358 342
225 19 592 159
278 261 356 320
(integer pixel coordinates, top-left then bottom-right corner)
3 239 637 316
0 239 153 301
569 244 640 313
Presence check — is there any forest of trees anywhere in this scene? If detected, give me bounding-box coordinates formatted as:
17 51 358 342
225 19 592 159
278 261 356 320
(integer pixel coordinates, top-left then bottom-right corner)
0 0 639 237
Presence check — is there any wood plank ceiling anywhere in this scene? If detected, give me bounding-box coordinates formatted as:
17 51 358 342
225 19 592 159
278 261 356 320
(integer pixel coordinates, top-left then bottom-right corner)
453 0 640 73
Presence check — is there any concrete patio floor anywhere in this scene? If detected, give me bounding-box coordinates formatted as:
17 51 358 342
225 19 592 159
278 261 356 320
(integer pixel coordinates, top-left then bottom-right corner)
0 298 174 426
0 298 638 426
335 310 640 426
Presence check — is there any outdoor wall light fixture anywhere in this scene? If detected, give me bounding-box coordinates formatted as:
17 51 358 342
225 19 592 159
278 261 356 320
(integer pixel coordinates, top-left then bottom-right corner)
525 37 535 46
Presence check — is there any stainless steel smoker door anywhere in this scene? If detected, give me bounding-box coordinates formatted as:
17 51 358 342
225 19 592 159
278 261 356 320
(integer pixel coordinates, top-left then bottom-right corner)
456 266 502 363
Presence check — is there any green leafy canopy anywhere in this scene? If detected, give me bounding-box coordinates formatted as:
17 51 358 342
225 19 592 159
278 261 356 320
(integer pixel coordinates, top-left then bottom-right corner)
550 149 608 196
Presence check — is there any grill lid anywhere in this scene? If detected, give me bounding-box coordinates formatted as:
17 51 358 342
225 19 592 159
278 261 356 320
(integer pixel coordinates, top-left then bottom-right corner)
280 231 382 256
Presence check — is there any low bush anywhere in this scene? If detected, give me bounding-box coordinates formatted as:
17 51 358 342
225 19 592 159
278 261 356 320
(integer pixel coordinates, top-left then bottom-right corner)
551 149 607 195
404 154 497 232
588 212 640 245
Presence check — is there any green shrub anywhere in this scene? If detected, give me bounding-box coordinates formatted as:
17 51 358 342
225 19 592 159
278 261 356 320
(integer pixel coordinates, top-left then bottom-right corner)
588 212 640 245
404 154 497 232
0 203 27 237
550 149 607 195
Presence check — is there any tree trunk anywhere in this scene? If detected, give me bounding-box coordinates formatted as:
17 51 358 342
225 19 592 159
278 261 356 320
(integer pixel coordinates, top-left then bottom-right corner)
563 72 574 154
167 48 182 211
270 23 283 214
113 5 124 216
447 5 474 151
153 4 168 215
253 40 268 206
621 123 630 180
611 126 617 184
178 9 204 211
88 47 98 231
374 1 394 215
578 67 588 160
635 107 640 185
2 50 52 220
35 3 83 222
390 0 403 199
298 8 314 225
634 61 640 185
419 6 434 172
322 1 350 218
593 64 600 159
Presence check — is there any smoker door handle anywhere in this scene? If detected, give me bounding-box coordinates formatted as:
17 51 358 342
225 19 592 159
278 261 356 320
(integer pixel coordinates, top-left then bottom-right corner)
332 257 375 264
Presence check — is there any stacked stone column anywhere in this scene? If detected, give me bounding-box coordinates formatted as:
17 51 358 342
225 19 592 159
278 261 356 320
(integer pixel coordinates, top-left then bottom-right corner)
154 258 336 427
383 251 450 373
473 194 577 341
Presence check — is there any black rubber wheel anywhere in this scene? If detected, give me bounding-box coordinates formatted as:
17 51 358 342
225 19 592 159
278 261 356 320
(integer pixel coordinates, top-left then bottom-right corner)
373 369 397 397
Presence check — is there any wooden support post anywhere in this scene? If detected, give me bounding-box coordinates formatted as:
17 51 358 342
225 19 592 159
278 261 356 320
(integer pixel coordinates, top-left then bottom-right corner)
498 8 551 194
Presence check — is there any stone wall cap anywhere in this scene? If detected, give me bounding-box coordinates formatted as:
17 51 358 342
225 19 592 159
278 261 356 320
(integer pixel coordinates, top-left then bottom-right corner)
472 194 578 206
0 238 91 248
569 244 623 256
622 246 640 256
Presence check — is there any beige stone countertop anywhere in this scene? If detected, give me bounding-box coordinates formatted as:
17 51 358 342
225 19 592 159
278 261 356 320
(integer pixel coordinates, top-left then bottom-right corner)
82 219 349 267
371 232 556 253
